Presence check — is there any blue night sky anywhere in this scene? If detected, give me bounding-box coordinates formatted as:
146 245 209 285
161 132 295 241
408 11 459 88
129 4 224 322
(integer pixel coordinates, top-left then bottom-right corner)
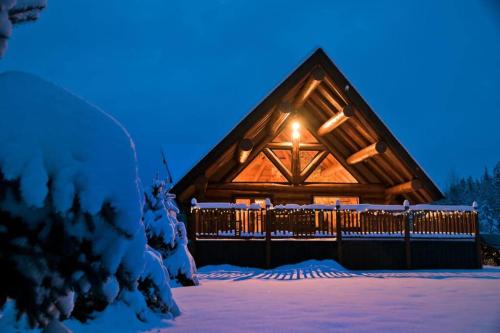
1 0 499 190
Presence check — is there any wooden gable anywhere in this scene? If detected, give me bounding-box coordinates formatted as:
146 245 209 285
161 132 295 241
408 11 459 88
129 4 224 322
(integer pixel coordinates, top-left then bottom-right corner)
172 48 443 206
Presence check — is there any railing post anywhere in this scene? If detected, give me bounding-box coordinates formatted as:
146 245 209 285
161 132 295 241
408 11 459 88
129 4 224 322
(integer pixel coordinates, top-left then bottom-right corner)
403 200 411 269
265 198 272 268
336 200 343 265
190 198 198 257
473 201 482 268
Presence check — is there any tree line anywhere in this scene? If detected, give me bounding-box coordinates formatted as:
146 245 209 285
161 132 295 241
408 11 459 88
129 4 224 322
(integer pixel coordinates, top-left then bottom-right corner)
439 162 500 234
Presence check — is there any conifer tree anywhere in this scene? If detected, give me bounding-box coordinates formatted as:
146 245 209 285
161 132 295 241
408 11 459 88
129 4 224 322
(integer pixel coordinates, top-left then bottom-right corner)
143 155 198 287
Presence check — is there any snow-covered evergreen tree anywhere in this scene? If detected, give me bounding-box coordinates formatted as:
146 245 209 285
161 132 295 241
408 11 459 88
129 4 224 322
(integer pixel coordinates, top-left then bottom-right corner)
492 163 500 232
0 0 46 57
439 164 500 233
143 160 198 287
0 72 179 331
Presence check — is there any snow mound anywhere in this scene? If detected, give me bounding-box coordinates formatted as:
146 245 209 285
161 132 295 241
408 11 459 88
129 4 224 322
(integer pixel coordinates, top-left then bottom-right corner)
0 71 142 236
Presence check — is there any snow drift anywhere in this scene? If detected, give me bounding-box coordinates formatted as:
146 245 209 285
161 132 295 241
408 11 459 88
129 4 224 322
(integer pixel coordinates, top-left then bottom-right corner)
0 71 178 330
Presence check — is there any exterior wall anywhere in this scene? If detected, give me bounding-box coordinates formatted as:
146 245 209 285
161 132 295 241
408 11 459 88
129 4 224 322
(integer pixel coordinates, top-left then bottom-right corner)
190 240 481 270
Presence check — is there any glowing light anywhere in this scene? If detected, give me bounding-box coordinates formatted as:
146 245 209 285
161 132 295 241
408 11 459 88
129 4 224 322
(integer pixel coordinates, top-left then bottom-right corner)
291 121 300 140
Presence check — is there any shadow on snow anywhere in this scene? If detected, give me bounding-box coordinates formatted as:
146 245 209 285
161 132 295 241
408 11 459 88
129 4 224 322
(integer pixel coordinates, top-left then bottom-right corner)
196 260 500 282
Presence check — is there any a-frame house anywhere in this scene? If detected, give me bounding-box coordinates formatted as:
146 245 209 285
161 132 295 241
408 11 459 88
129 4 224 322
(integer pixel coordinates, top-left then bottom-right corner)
173 48 443 209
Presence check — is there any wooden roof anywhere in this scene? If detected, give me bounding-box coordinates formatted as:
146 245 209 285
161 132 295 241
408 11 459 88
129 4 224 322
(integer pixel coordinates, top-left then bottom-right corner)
173 48 443 204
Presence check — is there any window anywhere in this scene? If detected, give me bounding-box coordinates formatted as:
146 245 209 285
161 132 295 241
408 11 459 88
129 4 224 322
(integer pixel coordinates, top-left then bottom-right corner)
233 152 287 182
305 154 357 183
313 196 359 205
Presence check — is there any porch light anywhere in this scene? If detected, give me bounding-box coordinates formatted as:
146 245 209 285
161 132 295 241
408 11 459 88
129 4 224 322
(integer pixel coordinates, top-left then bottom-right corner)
291 121 300 140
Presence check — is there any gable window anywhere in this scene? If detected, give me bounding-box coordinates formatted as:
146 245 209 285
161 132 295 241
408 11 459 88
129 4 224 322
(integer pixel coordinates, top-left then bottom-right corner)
232 119 358 184
313 196 359 205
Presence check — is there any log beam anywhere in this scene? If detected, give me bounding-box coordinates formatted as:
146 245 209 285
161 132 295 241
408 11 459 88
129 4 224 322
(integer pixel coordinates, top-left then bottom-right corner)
291 131 300 184
262 148 293 183
237 138 254 164
317 105 355 136
385 179 422 195
208 182 385 195
268 103 292 136
300 150 329 182
346 141 387 165
266 142 324 151
278 101 293 114
293 68 325 109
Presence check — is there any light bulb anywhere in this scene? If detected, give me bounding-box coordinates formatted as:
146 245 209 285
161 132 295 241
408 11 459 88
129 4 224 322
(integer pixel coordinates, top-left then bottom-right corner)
292 121 300 131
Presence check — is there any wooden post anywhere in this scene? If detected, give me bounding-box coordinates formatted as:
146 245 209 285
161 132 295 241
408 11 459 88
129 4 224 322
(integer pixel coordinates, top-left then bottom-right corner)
336 200 343 265
291 128 300 184
190 198 198 257
403 200 411 269
265 198 272 268
473 201 482 269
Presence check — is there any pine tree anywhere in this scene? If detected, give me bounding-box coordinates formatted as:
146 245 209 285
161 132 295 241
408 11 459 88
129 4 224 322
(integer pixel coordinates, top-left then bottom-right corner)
479 167 495 233
143 159 198 287
492 163 500 232
441 164 500 234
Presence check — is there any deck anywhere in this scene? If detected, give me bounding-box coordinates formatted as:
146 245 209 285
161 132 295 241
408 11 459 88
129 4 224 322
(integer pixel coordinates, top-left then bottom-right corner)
189 200 482 269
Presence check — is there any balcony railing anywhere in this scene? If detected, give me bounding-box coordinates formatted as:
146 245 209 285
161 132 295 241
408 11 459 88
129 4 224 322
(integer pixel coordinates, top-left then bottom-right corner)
190 199 479 240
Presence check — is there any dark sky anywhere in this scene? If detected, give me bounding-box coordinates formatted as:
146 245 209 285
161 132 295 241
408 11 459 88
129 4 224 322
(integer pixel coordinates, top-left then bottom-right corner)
1 0 499 190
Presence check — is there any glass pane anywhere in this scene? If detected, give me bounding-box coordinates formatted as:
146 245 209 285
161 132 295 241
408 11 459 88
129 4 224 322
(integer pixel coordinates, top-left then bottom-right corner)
301 128 319 143
233 152 287 182
273 149 292 172
235 198 251 205
299 150 319 171
305 154 357 183
313 196 359 205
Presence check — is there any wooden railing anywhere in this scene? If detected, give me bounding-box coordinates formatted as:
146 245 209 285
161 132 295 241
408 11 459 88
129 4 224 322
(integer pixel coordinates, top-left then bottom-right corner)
190 199 479 240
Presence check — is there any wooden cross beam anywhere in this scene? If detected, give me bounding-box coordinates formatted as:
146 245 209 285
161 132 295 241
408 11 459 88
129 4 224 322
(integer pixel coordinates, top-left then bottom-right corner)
262 148 293 183
266 142 324 151
300 150 329 182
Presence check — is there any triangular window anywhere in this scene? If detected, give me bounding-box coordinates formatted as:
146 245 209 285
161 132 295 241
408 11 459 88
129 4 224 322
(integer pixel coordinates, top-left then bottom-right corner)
305 154 357 183
273 149 292 171
299 150 319 172
233 152 288 182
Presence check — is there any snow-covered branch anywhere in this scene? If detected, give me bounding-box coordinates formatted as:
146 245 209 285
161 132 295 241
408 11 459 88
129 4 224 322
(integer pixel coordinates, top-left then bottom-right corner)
0 0 46 57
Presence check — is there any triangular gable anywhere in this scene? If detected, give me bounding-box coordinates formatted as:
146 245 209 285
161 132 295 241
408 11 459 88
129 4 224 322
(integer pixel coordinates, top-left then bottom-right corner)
231 120 358 184
173 48 443 205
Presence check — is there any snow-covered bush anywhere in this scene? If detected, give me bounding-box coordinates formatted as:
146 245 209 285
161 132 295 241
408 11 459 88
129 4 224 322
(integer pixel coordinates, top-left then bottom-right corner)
0 71 178 330
0 0 46 57
143 176 198 286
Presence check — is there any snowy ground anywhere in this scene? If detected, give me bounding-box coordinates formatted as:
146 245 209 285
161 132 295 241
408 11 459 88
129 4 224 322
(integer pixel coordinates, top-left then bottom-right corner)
64 260 500 333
